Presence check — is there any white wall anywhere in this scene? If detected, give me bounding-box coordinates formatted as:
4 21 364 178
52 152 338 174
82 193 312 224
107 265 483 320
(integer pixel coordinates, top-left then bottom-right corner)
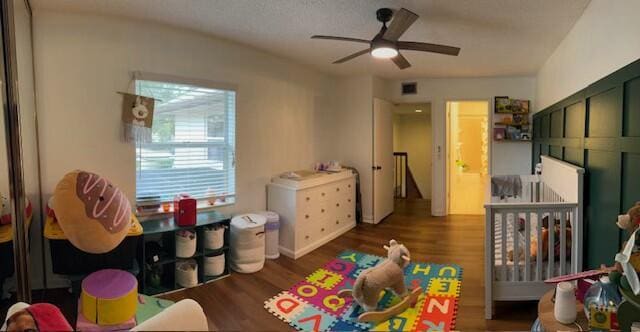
536 0 640 110
393 111 432 199
322 76 375 222
389 77 536 216
33 11 337 285
33 11 335 211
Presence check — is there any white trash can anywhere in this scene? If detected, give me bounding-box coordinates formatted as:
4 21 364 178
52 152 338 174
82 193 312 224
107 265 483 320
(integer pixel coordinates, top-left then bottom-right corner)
230 213 266 273
258 211 280 259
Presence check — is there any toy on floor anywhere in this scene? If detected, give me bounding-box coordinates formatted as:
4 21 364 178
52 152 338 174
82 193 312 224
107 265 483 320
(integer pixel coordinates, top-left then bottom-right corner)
4 303 73 331
81 269 138 325
338 239 422 323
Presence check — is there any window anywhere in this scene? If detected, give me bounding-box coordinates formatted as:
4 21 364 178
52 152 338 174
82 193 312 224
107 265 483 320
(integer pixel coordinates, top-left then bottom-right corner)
135 79 236 205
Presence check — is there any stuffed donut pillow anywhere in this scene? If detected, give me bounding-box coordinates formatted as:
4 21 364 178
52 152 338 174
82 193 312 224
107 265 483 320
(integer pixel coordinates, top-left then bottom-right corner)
53 170 131 254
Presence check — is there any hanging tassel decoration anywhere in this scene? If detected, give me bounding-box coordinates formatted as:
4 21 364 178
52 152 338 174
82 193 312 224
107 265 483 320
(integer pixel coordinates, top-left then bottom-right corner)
119 92 155 143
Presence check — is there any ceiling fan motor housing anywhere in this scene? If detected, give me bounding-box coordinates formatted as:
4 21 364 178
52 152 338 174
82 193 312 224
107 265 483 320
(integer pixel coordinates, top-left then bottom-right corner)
376 8 393 24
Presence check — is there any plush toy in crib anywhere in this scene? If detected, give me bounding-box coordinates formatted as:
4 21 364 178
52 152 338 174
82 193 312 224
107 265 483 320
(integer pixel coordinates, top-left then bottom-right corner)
338 239 422 323
508 216 572 262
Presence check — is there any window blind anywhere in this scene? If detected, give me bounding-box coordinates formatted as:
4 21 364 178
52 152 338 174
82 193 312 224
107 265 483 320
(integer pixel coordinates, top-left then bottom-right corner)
135 79 236 203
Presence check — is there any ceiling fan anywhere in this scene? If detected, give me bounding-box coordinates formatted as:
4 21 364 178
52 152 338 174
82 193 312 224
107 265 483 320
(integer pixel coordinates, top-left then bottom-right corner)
311 8 460 70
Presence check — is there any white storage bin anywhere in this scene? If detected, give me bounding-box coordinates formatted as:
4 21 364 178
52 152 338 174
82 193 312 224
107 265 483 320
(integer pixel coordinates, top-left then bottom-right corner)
175 259 198 288
204 253 225 277
230 213 266 273
258 211 280 259
176 230 197 258
203 225 225 250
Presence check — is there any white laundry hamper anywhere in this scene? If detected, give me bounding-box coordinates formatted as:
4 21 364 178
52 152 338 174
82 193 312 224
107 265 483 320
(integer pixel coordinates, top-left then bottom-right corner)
258 211 280 259
230 213 266 273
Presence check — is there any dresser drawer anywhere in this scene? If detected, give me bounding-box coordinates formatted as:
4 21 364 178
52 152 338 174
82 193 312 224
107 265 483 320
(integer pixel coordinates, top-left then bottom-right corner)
296 217 327 248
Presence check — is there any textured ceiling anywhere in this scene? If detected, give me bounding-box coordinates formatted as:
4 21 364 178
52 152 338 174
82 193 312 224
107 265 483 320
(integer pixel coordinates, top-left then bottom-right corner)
32 0 590 79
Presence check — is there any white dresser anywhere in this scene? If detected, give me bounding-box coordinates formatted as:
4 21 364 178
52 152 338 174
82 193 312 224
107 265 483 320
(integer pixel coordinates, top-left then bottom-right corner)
267 170 356 259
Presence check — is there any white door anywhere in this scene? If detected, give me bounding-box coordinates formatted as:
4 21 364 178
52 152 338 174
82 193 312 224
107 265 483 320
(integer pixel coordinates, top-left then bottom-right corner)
373 98 394 223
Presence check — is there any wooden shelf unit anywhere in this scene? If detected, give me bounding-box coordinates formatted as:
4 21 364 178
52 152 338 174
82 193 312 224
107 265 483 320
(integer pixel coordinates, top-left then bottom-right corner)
139 210 231 296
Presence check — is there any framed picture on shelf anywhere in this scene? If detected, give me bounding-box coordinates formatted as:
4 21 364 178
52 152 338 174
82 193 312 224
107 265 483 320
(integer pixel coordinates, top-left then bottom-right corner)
494 96 511 113
512 114 524 124
493 128 506 140
494 96 530 114
510 99 530 114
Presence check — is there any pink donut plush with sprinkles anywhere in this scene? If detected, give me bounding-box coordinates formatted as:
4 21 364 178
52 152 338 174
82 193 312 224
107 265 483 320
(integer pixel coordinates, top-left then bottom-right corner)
53 170 131 254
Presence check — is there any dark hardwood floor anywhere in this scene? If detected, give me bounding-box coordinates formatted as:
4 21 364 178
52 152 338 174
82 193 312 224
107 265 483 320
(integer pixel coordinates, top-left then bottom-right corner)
2 199 537 330
162 199 537 331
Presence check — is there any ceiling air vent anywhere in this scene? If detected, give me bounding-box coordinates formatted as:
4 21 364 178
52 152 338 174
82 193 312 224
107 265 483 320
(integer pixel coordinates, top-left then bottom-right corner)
401 82 417 95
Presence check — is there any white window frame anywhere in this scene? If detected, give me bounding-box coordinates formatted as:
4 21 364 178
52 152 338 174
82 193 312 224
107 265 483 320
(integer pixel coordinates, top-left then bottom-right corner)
133 72 237 213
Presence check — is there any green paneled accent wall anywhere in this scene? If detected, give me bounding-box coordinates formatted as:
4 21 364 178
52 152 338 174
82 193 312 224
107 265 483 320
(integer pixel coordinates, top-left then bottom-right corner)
533 58 640 269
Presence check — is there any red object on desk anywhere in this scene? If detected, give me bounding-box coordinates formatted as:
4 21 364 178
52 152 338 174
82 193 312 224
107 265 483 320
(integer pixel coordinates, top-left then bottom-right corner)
174 194 196 226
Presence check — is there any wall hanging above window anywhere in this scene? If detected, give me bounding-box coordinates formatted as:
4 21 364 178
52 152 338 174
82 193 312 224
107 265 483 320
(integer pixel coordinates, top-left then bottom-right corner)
120 92 156 143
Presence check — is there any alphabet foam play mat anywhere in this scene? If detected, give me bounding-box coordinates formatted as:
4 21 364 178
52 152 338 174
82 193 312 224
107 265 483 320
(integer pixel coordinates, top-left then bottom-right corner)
264 250 463 331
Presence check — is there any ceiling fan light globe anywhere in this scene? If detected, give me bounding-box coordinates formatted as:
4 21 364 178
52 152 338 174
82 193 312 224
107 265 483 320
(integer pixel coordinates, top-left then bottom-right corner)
371 47 398 59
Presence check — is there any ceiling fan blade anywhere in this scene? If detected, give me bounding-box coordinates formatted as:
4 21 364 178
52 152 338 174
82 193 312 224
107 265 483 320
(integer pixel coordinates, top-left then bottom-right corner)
311 35 371 44
391 52 411 70
383 8 418 41
333 49 370 64
397 41 460 56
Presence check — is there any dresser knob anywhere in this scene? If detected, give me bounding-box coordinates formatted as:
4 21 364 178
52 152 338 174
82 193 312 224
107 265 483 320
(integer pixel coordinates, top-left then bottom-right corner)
347 214 351 218
321 228 325 232
336 203 340 207
348 199 352 202
305 235 309 239
305 214 309 219
321 209 325 213
306 197 310 201
336 188 340 192
321 192 325 196
348 184 351 188
335 220 339 225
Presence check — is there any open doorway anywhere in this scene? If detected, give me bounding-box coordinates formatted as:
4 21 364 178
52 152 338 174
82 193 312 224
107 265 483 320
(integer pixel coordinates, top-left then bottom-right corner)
446 101 489 215
392 103 432 215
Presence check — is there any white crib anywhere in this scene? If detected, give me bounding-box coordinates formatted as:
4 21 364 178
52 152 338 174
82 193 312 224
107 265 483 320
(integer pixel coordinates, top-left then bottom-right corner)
484 156 584 319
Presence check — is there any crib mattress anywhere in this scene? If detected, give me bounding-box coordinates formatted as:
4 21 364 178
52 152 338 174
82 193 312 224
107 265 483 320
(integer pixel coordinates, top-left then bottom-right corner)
493 213 571 282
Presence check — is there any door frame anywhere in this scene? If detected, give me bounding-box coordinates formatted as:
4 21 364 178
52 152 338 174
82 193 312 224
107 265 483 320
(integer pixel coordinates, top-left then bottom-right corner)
372 99 435 219
445 99 493 215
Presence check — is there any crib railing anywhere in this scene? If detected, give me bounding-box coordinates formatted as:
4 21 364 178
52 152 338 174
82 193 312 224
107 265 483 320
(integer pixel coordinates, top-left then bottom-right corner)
484 202 583 310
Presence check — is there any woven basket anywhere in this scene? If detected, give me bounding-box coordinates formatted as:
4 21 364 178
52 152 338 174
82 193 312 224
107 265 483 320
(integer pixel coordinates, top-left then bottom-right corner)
204 253 225 277
175 259 198 288
203 225 225 250
175 230 196 258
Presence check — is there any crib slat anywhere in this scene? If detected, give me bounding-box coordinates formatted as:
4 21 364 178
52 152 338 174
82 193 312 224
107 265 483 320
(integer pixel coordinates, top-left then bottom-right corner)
513 213 519 282
548 211 555 279
501 212 507 281
536 210 543 281
560 210 567 275
524 211 531 281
